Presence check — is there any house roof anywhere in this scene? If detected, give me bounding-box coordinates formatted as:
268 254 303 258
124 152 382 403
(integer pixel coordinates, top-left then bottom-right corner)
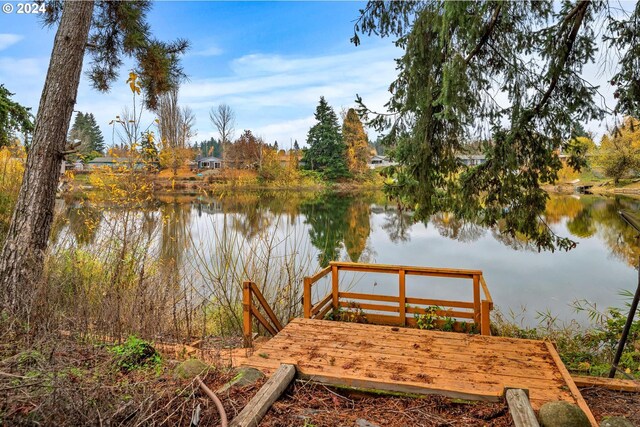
198 156 222 162
87 156 146 164
456 154 486 160
88 156 119 163
370 155 389 161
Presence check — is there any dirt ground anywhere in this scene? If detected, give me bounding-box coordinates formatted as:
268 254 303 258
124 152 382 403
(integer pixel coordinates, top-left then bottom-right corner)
581 386 640 426
261 381 513 427
2 335 639 426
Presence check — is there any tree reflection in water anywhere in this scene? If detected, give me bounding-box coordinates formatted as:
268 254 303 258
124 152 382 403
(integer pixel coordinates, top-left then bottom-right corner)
57 192 640 270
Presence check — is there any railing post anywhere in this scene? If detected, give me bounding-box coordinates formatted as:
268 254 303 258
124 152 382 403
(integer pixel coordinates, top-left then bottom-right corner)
303 277 312 318
481 300 491 336
399 268 406 326
331 264 339 309
473 274 481 328
243 281 253 348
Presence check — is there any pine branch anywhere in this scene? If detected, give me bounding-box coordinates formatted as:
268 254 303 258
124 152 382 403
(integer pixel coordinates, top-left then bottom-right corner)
536 0 590 113
465 3 502 65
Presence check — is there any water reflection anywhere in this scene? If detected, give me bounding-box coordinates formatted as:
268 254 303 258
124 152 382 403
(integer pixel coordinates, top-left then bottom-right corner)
55 191 640 324
57 192 640 267
300 193 374 266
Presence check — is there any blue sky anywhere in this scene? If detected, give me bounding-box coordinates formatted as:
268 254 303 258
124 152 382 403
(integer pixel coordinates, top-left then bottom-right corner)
0 1 401 149
0 1 631 148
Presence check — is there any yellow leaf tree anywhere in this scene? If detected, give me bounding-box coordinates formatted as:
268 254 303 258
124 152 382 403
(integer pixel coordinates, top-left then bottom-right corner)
342 108 370 175
556 136 596 182
595 117 640 184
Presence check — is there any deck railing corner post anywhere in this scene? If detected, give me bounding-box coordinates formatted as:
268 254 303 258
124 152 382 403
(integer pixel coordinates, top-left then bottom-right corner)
242 280 253 348
303 277 312 318
331 264 339 309
399 268 406 326
481 299 491 336
472 274 481 327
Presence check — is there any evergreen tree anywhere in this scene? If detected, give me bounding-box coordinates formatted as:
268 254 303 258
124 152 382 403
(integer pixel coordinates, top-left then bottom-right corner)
342 108 370 174
69 112 105 160
293 140 300 151
0 85 34 148
197 137 222 157
302 97 349 179
371 135 386 155
86 113 105 153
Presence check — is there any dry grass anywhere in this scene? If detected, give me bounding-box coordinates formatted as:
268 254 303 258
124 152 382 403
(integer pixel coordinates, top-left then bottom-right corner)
0 330 262 426
156 167 197 179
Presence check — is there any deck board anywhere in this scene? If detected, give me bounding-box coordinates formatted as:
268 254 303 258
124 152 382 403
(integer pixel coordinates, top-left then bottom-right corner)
243 318 597 425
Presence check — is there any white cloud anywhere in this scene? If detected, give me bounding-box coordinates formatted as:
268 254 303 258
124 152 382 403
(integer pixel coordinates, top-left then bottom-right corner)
252 116 316 146
0 34 23 51
0 56 49 111
181 43 402 145
191 45 223 57
0 57 45 78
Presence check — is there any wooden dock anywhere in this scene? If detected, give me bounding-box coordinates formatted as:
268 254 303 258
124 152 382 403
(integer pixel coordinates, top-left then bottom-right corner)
242 318 597 426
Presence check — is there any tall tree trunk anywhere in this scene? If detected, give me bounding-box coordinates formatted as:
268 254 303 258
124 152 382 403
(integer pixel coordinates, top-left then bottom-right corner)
0 0 94 315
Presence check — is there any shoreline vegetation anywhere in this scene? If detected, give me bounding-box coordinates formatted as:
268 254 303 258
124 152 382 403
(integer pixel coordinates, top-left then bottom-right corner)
61 160 640 197
64 166 385 196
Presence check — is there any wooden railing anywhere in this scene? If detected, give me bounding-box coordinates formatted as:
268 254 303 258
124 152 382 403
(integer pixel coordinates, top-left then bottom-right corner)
303 262 494 335
242 280 283 347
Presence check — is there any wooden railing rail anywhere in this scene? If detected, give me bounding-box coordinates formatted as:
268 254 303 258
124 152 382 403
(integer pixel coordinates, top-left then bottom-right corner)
243 281 283 347
302 262 494 335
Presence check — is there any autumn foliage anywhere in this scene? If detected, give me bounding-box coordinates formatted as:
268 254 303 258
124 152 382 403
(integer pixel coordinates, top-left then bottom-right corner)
595 117 640 184
343 108 370 175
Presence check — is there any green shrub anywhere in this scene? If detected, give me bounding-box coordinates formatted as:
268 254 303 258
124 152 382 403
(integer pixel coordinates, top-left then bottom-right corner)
110 336 161 373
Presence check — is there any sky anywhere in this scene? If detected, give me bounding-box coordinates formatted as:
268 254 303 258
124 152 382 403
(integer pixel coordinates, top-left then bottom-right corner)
0 1 632 149
0 1 401 149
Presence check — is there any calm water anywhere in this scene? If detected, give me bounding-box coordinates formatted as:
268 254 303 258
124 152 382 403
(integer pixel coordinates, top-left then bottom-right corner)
54 191 640 326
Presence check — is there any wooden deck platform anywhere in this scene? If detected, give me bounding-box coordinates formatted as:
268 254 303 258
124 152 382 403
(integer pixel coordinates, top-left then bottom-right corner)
243 318 597 425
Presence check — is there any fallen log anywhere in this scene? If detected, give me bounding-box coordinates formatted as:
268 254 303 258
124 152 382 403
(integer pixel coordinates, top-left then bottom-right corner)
229 364 296 427
572 375 640 392
505 388 540 427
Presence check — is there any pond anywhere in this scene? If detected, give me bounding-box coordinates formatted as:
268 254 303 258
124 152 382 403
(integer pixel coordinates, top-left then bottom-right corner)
53 190 640 327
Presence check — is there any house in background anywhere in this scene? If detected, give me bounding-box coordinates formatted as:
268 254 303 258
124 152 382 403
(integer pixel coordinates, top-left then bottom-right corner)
457 154 487 167
367 153 488 169
197 156 223 169
86 156 148 170
368 155 397 169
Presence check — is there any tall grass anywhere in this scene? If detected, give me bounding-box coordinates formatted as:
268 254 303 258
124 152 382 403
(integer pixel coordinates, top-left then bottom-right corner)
491 301 640 378
0 143 25 243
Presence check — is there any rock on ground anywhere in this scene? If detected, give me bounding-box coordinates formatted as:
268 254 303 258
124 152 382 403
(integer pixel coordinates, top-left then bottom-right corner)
600 416 634 427
538 401 590 427
174 358 209 379
356 419 381 427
